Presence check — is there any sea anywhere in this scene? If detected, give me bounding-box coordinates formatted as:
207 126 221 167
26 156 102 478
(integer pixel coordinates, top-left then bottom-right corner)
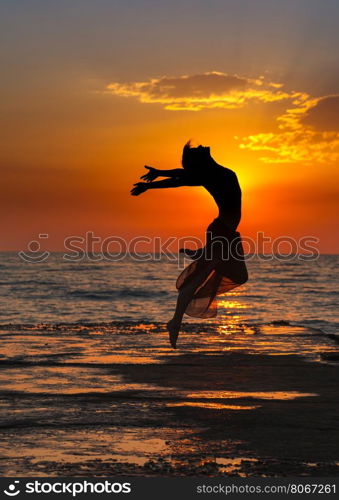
0 252 338 333
0 252 338 476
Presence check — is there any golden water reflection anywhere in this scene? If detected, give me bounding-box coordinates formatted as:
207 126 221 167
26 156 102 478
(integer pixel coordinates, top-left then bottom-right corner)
216 457 258 477
186 391 317 400
2 427 181 473
0 366 168 394
217 321 258 336
218 300 247 309
167 402 258 410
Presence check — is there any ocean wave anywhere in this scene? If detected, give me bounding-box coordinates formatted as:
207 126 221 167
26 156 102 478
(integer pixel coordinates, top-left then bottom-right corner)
0 280 56 287
67 289 169 300
57 265 113 271
0 318 335 337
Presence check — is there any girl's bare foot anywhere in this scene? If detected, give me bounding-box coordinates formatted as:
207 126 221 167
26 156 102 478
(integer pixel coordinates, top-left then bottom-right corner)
166 319 180 349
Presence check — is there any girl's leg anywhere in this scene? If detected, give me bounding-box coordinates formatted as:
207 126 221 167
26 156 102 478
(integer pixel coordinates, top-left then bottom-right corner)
167 261 215 348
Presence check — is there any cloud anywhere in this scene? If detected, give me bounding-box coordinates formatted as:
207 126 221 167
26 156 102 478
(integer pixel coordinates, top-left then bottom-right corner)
106 71 294 111
106 71 339 164
239 129 339 164
239 94 339 164
301 95 339 132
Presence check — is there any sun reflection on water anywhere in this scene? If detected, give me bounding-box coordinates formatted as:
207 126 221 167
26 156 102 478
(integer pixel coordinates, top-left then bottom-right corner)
167 402 258 410
186 391 317 400
218 300 247 309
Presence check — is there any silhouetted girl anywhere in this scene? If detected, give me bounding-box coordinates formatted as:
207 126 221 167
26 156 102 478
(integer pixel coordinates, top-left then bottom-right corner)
131 142 248 348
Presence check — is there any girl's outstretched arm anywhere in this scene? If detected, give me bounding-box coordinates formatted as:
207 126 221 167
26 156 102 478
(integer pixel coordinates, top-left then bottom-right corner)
141 166 185 182
131 176 201 196
131 178 184 196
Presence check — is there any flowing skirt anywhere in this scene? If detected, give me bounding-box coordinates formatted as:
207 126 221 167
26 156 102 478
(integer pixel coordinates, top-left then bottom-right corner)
176 218 248 318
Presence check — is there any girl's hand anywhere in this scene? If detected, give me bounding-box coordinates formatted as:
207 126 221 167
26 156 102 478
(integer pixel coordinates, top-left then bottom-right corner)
140 166 158 182
179 248 203 260
131 182 148 196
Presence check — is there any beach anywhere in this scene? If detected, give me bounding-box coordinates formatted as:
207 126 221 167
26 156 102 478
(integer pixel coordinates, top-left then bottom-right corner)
1 320 338 477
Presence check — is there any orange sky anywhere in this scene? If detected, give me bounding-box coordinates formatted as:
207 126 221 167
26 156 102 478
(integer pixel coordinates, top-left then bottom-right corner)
1 1 339 252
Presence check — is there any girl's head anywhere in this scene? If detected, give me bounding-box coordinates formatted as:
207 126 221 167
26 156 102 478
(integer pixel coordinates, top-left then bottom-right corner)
182 141 211 171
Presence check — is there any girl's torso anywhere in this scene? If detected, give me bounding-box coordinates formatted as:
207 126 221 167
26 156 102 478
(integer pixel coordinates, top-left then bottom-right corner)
202 166 242 230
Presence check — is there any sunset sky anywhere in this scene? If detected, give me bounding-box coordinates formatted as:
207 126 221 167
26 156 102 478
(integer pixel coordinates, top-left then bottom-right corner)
1 0 339 252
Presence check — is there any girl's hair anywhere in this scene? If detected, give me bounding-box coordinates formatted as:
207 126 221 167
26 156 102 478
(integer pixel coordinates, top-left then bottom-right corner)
182 140 193 169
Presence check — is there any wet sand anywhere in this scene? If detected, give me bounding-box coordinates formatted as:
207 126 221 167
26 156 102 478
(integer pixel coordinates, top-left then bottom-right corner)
0 322 339 476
